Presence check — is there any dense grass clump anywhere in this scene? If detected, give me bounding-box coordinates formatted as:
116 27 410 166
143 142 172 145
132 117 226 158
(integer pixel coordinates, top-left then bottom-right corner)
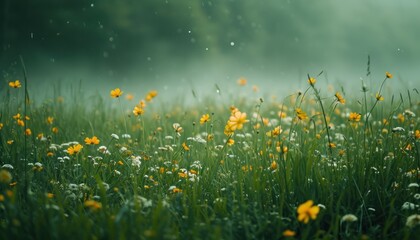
0 72 419 239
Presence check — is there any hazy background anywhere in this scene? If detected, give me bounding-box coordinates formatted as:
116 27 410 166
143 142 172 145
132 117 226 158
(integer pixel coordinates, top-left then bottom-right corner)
1 0 419 102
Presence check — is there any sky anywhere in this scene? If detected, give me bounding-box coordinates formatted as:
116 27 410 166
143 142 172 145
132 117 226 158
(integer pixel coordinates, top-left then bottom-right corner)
1 0 419 102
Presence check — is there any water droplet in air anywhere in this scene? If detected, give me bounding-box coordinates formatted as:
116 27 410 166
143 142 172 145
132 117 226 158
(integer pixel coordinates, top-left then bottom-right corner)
109 37 114 42
230 42 235 46
91 3 94 7
188 30 191 34
205 47 209 51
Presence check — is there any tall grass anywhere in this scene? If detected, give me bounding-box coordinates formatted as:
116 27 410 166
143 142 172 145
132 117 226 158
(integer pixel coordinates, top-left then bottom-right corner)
0 69 419 239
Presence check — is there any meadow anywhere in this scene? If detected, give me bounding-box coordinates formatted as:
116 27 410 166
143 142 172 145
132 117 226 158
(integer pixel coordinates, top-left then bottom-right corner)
0 70 419 239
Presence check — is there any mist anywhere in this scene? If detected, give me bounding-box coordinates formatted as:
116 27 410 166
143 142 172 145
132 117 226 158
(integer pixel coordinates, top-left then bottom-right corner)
2 0 419 102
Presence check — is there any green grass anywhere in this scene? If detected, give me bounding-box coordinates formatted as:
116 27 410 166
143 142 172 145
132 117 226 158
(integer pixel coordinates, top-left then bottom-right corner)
0 72 419 240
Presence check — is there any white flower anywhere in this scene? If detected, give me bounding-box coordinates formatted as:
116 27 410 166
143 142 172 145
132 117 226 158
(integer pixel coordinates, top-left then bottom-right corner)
406 214 420 228
168 186 177 191
408 183 419 188
402 202 418 210
122 134 131 139
392 127 405 133
111 133 119 140
1 164 14 170
114 170 121 175
341 214 358 223
34 162 43 167
404 110 416 118
414 193 420 200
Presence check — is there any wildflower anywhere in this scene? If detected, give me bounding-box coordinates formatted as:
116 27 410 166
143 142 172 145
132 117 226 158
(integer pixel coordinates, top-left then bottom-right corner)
182 142 190 151
270 161 278 171
328 142 336 148
52 127 59 134
122 134 131 139
0 123 3 130
110 88 123 98
2 164 14 170
17 119 25 127
0 169 12 184
308 77 316 86
46 193 54 199
237 77 247 86
296 108 308 121
334 92 345 104
297 200 320 223
375 93 384 101
47 152 54 157
85 136 100 145
0 195 4 202
133 106 145 116
392 127 405 133
408 183 419 188
7 140 14 145
397 113 405 123
9 80 21 88
227 111 249 131
227 138 234 146
386 72 393 79
200 114 210 124
173 123 183 134
415 130 420 139
67 144 83 155
125 93 134 101
266 126 282 137
341 214 358 223
111 133 119 140
25 128 32 136
349 112 361 122
44 117 53 125
282 230 296 237
406 214 420 228
84 200 102 211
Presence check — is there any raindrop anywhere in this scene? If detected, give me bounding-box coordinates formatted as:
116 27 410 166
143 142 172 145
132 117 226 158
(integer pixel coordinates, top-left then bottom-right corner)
205 47 209 51
230 41 235 46
30 32 33 39
147 57 152 61
188 30 191 34
109 37 114 42
90 3 94 7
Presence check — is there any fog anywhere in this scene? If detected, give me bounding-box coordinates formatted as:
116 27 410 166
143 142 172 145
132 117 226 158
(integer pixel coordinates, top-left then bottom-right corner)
2 0 419 103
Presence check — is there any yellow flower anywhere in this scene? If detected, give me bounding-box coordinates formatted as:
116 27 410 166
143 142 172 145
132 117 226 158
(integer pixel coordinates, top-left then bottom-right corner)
182 142 190 151
308 77 316 86
133 106 145 116
200 114 210 125
110 88 123 98
266 126 282 137
335 92 345 104
296 108 308 120
397 113 405 123
237 77 247 86
145 90 158 102
17 119 25 127
7 140 14 145
172 187 182 193
328 142 336 148
415 130 420 139
47 117 54 124
25 128 32 136
227 111 248 131
84 200 102 211
84 136 100 145
297 200 320 224
67 144 83 155
9 80 21 88
52 127 59 134
375 93 384 101
125 93 134 101
0 123 3 130
386 71 393 79
46 193 54 199
270 161 278 171
227 138 235 146
0 169 12 184
349 112 361 122
282 230 296 237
